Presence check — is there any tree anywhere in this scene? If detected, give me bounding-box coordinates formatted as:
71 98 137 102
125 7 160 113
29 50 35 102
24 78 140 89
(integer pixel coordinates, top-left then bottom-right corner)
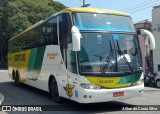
0 0 66 69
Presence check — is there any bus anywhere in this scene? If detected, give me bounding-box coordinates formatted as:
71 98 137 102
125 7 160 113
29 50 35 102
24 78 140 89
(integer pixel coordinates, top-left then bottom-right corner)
8 8 155 103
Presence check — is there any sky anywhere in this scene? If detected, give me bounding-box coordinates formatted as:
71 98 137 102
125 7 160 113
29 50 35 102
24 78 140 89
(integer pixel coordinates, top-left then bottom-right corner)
55 0 160 23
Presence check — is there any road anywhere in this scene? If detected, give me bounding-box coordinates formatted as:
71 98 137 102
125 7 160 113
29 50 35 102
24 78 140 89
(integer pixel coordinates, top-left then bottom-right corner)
0 70 160 114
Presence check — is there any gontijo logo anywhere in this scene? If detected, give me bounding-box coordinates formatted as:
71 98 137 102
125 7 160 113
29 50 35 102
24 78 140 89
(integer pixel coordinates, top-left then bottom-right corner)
47 52 58 60
14 54 25 61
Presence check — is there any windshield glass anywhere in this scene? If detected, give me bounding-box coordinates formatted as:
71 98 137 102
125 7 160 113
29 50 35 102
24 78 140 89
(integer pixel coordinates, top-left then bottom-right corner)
74 13 135 32
78 32 142 75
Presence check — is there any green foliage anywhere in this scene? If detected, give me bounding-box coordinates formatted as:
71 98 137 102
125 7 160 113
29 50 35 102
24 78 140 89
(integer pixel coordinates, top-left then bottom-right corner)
0 0 66 68
49 0 66 12
0 0 66 39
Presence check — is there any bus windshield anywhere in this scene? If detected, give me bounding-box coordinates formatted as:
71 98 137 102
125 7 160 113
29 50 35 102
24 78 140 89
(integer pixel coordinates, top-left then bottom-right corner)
78 32 142 75
74 13 135 32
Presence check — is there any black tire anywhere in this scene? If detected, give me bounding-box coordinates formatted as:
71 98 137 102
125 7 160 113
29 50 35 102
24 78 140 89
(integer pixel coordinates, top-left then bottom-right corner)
144 78 149 86
156 80 160 88
14 71 22 87
12 70 15 80
50 78 63 103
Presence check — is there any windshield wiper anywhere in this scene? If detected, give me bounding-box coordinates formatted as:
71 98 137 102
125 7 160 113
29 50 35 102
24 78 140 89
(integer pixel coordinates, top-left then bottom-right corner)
101 40 114 76
116 40 134 74
101 39 134 76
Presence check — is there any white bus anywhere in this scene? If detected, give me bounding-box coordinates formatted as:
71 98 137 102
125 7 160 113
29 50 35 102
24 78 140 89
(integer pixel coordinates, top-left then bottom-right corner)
8 8 155 103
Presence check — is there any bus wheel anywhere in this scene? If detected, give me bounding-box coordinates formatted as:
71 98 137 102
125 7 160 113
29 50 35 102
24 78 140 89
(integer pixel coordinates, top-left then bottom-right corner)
50 78 63 103
15 71 22 87
156 80 160 88
12 70 15 80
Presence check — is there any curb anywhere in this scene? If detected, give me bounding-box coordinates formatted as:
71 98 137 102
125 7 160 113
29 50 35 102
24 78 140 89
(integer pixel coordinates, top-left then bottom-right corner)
0 93 4 105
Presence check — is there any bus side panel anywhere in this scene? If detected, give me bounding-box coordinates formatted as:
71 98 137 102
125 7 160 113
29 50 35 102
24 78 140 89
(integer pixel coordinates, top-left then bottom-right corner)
8 45 69 99
24 45 69 99
26 46 46 80
39 45 69 98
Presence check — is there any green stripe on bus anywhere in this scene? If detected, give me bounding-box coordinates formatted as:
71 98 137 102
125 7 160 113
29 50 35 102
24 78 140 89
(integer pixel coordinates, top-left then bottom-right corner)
28 48 37 71
118 73 142 84
28 46 46 71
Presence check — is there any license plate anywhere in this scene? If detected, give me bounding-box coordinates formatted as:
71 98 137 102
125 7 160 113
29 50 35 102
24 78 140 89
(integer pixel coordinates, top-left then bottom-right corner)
113 92 124 97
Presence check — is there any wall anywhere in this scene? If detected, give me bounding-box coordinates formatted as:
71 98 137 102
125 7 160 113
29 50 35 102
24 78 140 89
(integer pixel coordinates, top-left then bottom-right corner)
152 5 160 73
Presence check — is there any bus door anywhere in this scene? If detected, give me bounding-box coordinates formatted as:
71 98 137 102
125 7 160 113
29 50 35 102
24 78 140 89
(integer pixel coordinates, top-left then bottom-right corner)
59 13 78 99
66 46 78 100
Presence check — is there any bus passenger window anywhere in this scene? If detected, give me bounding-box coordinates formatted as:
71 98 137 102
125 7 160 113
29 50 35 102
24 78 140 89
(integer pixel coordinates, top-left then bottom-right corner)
48 17 58 45
41 17 58 45
52 18 58 45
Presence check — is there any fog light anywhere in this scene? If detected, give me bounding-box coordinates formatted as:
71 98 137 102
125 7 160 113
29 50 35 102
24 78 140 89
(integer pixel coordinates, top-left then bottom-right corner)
83 95 87 98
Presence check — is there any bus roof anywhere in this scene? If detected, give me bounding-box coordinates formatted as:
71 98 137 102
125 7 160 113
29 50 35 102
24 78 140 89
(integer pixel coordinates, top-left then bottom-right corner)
62 8 129 16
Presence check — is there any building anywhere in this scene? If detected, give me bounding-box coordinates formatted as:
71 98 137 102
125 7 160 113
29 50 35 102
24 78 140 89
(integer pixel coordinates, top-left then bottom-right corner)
152 5 160 73
134 20 152 31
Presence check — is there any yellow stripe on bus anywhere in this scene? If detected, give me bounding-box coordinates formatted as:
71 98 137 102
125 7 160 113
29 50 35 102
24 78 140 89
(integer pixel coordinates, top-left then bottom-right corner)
86 76 131 88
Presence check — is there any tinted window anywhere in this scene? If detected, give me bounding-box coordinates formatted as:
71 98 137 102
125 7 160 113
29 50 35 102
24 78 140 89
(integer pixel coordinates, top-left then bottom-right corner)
74 13 135 32
8 16 58 53
41 17 58 45
58 13 77 73
58 13 72 48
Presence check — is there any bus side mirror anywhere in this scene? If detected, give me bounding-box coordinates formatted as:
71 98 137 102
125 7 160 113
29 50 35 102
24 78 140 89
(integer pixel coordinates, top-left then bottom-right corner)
138 29 155 50
71 26 81 51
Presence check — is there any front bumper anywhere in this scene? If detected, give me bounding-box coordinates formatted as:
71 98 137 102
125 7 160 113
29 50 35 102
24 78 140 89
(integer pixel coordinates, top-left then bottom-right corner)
77 84 144 103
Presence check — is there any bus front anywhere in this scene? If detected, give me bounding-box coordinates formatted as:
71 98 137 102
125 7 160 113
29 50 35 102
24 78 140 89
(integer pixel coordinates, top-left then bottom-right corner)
72 11 144 103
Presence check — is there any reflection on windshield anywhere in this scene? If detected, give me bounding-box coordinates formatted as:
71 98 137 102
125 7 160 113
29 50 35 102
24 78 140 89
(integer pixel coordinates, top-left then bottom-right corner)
79 33 142 74
74 13 135 32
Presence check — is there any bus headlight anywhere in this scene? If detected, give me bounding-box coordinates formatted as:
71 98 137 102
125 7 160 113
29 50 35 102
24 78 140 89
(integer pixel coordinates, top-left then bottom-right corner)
80 83 101 89
132 79 144 86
